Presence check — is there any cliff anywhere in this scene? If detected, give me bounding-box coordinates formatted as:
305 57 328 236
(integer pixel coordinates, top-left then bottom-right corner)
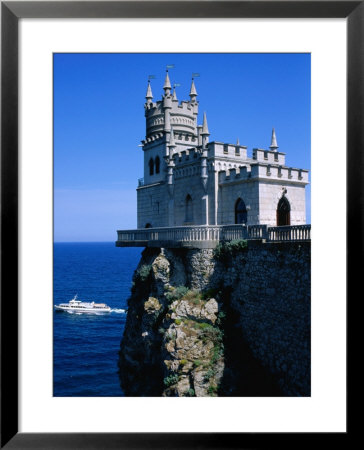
118 240 310 397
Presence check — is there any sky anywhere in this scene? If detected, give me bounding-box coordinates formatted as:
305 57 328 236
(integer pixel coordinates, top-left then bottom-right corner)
54 53 311 242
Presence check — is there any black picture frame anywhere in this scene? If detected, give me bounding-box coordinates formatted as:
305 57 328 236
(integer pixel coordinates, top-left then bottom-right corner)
1 1 358 448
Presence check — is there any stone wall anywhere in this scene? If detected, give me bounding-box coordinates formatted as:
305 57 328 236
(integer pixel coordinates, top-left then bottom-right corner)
212 241 311 396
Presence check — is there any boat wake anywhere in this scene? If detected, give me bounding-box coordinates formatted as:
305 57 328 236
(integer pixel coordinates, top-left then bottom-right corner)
110 308 127 314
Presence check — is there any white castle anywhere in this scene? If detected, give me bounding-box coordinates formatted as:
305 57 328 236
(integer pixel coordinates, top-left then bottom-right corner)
137 71 309 230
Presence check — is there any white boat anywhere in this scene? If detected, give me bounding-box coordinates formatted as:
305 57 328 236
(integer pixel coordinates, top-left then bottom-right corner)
55 295 111 313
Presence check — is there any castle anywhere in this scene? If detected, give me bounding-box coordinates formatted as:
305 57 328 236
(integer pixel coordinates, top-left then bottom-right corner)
137 71 309 230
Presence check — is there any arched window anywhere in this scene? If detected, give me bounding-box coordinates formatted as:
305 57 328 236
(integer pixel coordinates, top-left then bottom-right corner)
155 156 160 174
145 223 152 228
185 194 193 223
149 158 154 175
235 198 247 224
277 196 291 226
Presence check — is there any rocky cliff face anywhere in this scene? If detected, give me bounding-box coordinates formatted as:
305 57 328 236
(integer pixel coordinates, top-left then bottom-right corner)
118 248 224 397
119 241 311 397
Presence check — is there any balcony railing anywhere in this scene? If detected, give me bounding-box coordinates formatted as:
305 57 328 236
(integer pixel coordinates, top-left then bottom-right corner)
116 224 310 246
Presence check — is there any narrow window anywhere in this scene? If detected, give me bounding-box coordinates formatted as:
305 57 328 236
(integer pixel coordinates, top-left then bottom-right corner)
149 158 154 175
185 195 193 223
155 156 160 174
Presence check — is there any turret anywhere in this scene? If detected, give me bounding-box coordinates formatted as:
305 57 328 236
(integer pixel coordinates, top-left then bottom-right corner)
189 79 198 103
201 112 210 148
163 71 172 135
269 128 279 151
163 71 172 96
172 85 178 101
145 80 153 105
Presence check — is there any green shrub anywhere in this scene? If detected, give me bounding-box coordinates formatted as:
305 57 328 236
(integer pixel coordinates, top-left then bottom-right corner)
183 289 201 301
165 285 189 304
214 239 248 262
137 264 152 281
193 359 203 367
174 319 182 325
184 388 195 397
207 385 218 396
180 359 188 366
163 373 179 387
204 368 216 381
197 322 211 330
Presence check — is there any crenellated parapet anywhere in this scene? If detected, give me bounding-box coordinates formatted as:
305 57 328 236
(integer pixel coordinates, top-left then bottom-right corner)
218 162 309 185
252 148 286 165
208 141 248 160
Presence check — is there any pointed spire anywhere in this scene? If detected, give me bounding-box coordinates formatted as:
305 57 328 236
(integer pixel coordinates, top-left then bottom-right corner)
189 79 198 97
269 128 278 151
145 80 153 101
163 70 172 91
201 112 209 135
172 86 178 101
236 138 240 146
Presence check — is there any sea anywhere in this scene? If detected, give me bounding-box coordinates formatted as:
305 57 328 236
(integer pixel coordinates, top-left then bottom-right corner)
53 242 143 397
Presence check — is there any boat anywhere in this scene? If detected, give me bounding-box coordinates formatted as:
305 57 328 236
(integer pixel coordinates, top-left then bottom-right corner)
55 294 111 313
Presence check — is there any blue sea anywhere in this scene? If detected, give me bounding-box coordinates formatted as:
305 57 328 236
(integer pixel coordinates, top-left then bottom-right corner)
53 242 143 397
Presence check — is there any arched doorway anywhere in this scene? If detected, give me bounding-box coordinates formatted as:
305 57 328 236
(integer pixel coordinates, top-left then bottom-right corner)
185 194 193 223
235 198 247 224
277 197 290 226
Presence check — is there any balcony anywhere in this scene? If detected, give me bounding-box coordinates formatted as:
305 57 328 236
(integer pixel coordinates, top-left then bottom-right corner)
116 224 311 249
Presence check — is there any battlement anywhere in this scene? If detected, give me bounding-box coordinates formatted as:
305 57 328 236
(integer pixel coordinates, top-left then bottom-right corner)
208 141 248 160
173 148 200 164
218 163 309 184
252 148 286 165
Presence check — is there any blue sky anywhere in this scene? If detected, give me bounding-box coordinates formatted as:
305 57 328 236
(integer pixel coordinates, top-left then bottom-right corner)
54 53 310 242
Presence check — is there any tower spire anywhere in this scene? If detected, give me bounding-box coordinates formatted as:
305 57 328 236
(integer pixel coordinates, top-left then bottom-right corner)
172 86 178 101
201 112 210 136
163 70 172 92
189 78 198 103
145 80 153 103
269 128 279 151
